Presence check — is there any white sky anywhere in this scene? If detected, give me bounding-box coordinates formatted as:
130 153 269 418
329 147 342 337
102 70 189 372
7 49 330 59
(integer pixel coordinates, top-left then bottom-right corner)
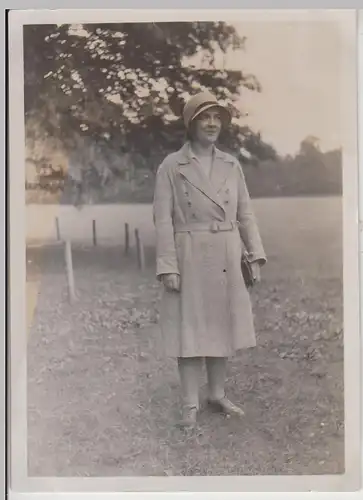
226 21 342 155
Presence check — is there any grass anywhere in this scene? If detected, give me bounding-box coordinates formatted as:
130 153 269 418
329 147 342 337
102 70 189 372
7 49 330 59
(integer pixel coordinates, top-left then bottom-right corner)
27 197 343 477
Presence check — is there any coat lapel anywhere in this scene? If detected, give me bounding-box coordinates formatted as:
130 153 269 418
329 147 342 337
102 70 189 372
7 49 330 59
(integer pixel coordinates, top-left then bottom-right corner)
176 143 233 212
210 149 235 194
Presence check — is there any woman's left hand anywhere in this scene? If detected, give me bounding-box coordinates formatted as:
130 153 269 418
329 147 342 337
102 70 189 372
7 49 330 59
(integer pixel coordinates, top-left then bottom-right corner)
250 261 261 284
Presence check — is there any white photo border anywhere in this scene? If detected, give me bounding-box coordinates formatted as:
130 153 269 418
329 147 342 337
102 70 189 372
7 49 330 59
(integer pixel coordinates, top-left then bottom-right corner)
7 7 361 498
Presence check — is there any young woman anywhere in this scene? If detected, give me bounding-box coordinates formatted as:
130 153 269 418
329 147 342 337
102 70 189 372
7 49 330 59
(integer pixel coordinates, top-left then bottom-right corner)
153 91 266 427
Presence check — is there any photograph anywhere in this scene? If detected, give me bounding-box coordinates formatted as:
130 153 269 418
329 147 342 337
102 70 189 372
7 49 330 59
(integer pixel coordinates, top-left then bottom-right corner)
8 8 360 494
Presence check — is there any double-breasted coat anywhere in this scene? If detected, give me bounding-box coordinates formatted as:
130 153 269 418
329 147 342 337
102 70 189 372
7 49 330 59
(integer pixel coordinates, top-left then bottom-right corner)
153 142 266 358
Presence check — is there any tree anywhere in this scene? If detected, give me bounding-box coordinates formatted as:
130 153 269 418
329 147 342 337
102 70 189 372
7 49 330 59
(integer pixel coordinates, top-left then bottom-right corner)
24 22 276 197
238 129 278 164
299 135 321 155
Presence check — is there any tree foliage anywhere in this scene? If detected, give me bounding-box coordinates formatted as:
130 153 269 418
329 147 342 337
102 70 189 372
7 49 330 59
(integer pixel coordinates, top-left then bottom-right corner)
242 140 342 199
24 21 277 188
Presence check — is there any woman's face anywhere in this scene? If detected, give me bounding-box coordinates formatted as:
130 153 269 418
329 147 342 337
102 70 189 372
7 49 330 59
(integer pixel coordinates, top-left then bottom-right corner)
193 107 222 146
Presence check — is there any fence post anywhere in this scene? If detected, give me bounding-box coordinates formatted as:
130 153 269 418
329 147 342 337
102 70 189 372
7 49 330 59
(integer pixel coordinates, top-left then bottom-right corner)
124 223 130 255
55 217 61 241
64 240 76 304
134 228 145 271
92 219 97 246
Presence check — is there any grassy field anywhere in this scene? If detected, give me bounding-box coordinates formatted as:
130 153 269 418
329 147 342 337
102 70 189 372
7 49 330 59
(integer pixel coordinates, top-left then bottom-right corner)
27 197 344 476
26 196 341 247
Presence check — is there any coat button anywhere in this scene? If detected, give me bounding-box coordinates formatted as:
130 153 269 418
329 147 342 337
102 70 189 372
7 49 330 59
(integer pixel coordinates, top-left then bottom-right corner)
188 201 192 206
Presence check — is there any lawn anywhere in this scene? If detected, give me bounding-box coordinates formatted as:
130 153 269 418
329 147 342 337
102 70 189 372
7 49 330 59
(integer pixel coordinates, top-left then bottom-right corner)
27 197 344 476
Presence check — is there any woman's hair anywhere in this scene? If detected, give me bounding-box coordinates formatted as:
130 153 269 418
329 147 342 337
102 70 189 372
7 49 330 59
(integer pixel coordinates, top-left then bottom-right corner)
186 119 197 142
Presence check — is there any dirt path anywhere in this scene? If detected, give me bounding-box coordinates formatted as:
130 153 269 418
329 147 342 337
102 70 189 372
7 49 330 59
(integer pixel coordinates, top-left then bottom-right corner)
27 245 344 477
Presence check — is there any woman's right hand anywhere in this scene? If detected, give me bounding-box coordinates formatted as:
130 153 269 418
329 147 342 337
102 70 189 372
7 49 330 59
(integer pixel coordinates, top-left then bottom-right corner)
161 273 181 292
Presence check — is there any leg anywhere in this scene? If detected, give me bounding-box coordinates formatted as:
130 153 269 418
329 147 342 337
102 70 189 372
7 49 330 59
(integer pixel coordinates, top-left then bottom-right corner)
205 357 245 417
177 356 203 427
205 356 227 401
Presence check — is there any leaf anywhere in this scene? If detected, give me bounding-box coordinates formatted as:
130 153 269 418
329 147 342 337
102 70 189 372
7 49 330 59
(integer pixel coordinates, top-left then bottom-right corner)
24 21 277 201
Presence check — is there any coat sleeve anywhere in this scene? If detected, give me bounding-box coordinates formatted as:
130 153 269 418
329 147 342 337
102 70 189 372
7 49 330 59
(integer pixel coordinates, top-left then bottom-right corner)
153 161 180 279
236 162 267 265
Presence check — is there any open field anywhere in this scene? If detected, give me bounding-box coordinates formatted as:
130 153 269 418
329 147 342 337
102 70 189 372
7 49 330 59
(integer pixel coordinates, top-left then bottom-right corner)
27 196 344 476
26 196 341 249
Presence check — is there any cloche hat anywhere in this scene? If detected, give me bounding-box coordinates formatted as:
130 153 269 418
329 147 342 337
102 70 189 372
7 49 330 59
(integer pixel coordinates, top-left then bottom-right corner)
182 91 232 130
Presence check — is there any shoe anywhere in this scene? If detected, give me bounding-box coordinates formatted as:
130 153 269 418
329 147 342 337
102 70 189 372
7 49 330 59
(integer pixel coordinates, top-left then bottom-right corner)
178 405 198 428
207 397 245 417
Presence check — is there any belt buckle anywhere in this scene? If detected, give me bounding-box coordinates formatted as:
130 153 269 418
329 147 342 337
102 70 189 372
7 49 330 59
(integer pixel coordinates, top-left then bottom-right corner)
210 221 219 233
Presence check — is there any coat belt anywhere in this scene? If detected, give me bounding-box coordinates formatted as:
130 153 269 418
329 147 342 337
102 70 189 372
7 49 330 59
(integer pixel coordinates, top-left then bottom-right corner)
174 220 239 233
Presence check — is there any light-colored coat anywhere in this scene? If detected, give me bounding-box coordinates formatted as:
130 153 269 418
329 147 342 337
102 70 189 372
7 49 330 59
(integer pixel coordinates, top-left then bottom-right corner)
153 142 266 358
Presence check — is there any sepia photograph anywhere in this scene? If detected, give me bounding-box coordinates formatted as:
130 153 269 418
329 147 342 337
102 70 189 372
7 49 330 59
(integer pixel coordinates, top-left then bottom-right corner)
8 8 360 494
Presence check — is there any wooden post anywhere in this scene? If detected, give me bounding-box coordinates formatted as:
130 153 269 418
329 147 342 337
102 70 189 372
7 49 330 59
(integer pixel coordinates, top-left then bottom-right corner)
92 219 97 246
55 217 61 241
134 228 145 271
124 223 130 255
64 240 76 303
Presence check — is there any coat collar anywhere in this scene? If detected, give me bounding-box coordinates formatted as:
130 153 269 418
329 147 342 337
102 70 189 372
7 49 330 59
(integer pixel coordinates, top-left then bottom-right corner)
175 142 234 211
176 142 229 165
